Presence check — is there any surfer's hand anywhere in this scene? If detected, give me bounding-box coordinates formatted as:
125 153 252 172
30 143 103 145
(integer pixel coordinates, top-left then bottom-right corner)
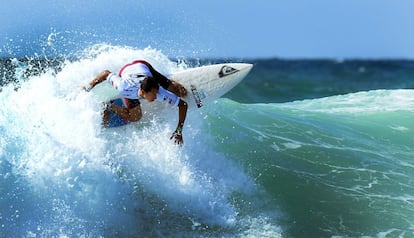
83 85 93 92
170 131 183 146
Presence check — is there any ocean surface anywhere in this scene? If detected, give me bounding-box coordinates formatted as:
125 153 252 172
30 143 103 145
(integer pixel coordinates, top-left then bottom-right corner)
1 45 414 237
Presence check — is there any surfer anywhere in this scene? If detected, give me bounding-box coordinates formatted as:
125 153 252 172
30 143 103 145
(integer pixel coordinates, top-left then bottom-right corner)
84 60 188 145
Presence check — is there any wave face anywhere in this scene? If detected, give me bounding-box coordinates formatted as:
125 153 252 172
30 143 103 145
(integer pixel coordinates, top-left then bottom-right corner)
1 46 413 237
210 90 414 237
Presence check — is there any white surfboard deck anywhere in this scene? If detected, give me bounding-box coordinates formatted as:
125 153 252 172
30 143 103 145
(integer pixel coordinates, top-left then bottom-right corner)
91 63 253 110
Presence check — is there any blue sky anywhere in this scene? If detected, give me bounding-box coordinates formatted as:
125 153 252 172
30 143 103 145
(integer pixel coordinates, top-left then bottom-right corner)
1 0 414 59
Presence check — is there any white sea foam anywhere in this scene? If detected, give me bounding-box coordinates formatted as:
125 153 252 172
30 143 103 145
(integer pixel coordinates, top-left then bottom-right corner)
0 45 281 237
282 89 414 114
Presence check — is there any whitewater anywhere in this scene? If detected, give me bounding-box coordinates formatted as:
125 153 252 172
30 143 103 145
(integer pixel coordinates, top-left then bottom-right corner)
1 45 414 237
0 46 281 237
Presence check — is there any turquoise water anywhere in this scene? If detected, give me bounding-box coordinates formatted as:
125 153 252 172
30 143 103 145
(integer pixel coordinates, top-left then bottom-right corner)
209 93 414 237
1 46 414 237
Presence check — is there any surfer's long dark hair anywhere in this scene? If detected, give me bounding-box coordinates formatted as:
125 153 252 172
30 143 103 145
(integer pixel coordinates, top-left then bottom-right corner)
140 77 160 92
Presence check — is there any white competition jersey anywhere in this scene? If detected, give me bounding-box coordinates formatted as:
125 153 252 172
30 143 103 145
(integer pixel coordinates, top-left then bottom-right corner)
156 86 180 107
106 62 153 99
120 62 153 79
106 73 142 99
106 61 180 106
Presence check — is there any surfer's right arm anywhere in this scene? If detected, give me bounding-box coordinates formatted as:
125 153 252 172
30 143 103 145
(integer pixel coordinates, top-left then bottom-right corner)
84 70 112 92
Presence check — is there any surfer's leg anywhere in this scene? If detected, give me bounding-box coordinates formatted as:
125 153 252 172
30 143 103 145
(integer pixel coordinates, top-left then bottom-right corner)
102 100 129 128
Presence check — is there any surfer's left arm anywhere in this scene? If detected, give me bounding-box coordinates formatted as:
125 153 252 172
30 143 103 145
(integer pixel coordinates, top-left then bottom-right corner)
171 99 188 145
168 81 187 97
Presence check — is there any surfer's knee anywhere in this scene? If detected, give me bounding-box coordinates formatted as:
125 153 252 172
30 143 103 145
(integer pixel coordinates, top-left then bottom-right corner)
128 106 142 122
130 112 142 122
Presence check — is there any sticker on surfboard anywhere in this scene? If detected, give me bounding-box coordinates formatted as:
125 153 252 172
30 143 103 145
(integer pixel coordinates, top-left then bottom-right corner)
190 84 206 108
218 65 239 78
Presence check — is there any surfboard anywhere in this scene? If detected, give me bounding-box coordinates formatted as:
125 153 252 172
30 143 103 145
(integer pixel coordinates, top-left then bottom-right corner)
170 63 253 109
90 63 253 126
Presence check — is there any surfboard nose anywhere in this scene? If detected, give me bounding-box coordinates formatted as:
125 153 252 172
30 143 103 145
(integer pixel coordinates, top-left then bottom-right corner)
230 63 253 71
242 63 253 73
240 63 253 71
234 63 253 74
223 63 253 79
219 63 252 75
